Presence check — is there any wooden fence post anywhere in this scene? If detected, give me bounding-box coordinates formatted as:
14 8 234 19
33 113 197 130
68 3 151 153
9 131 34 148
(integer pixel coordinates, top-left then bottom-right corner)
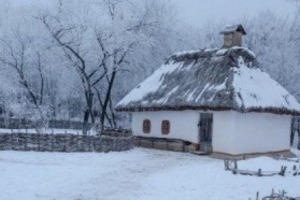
234 160 238 170
258 169 262 177
279 166 287 176
10 133 14 150
24 134 27 150
224 159 229 171
38 133 40 151
232 160 238 174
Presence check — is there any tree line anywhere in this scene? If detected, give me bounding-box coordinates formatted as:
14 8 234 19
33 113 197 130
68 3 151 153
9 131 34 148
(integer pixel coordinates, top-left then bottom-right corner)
0 0 300 132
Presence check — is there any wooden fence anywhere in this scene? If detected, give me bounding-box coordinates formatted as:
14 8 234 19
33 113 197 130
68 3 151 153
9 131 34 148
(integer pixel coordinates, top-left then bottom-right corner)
0 131 133 153
224 159 291 177
250 190 300 200
0 117 93 130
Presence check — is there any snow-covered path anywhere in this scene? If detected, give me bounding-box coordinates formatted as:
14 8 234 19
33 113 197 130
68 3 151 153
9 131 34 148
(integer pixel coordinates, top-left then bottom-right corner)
0 148 299 200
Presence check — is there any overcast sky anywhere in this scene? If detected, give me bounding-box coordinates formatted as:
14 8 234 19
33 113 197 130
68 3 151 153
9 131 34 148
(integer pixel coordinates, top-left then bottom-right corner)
171 0 297 28
1 0 297 29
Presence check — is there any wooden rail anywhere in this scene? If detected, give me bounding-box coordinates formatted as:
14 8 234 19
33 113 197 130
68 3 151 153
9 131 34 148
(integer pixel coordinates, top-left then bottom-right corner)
224 159 288 177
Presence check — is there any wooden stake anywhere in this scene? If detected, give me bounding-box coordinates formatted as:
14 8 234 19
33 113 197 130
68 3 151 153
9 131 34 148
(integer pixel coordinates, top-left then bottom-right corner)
234 160 238 170
258 169 262 177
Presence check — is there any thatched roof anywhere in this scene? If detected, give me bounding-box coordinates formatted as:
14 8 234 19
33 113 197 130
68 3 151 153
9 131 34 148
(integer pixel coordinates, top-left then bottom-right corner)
116 46 300 115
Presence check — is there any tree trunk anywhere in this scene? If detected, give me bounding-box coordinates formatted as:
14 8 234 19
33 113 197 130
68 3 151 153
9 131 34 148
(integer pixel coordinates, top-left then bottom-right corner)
82 88 95 135
94 87 114 128
109 99 117 127
100 69 116 129
82 109 89 135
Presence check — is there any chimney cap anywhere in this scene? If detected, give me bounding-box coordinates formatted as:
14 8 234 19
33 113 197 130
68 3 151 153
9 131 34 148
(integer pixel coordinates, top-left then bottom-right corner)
220 24 246 35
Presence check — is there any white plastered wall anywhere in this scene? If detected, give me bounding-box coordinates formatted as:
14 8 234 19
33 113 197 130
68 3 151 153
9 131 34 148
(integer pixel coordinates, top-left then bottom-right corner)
132 110 291 155
211 111 291 155
132 110 234 145
231 112 291 155
132 111 199 143
212 111 236 154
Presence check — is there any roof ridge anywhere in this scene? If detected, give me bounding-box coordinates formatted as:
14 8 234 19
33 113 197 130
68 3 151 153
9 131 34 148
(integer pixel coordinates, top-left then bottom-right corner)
165 47 256 65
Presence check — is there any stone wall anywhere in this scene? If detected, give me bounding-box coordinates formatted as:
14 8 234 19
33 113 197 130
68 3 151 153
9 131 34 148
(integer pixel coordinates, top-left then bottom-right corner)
0 132 133 153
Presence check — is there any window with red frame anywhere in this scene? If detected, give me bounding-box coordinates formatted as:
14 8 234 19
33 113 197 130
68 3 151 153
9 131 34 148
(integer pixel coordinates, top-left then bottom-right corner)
143 119 151 133
161 120 170 135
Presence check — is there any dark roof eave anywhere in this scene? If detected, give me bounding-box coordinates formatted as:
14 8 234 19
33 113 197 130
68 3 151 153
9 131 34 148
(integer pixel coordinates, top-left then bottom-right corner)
115 105 300 116
115 105 232 112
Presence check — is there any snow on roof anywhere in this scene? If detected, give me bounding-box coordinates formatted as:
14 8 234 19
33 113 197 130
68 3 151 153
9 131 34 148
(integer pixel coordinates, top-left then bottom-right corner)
220 24 247 35
233 57 300 113
116 47 300 115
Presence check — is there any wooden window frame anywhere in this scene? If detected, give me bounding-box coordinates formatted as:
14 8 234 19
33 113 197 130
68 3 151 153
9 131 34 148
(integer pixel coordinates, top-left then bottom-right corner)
161 120 170 135
143 119 151 134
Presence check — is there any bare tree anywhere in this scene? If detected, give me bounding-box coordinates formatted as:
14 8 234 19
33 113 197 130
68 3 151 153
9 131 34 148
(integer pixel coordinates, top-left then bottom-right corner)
0 0 186 130
0 29 47 127
93 0 173 129
38 0 173 131
40 14 109 133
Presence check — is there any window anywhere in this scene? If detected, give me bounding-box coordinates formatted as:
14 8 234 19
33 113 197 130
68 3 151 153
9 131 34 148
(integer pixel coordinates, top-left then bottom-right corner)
143 119 151 133
161 120 170 135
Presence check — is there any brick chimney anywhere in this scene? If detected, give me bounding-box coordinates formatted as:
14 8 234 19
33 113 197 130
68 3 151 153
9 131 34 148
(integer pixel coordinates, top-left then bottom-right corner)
220 24 246 48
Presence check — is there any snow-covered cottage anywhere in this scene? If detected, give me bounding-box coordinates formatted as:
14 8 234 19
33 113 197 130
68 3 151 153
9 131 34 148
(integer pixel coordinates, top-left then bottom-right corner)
116 24 300 156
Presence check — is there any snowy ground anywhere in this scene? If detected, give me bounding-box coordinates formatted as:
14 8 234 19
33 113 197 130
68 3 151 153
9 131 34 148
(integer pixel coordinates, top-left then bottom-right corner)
0 148 299 200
